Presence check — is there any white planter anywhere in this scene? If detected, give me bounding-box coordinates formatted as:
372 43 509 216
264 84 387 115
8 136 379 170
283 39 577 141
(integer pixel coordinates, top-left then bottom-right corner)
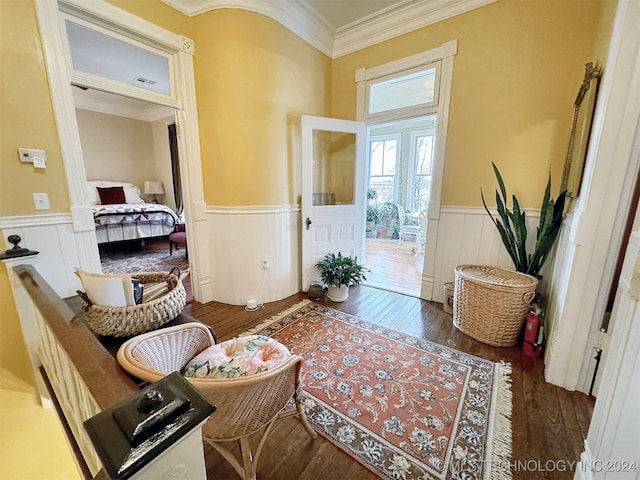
327 284 349 302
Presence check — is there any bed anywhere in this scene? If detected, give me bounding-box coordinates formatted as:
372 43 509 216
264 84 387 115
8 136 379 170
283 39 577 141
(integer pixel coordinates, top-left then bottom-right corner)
88 181 179 245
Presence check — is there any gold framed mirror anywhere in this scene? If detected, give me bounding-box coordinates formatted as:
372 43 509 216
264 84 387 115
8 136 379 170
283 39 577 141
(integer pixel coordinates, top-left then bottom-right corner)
561 62 602 198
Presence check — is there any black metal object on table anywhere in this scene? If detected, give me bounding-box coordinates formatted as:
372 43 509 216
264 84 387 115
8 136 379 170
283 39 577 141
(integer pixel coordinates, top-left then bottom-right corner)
83 372 216 480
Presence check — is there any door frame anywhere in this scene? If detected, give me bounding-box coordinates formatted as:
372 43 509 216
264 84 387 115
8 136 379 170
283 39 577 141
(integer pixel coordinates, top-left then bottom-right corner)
356 39 457 300
34 0 211 301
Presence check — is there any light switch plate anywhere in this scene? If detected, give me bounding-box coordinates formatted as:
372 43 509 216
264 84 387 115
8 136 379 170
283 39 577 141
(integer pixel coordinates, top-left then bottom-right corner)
33 193 50 210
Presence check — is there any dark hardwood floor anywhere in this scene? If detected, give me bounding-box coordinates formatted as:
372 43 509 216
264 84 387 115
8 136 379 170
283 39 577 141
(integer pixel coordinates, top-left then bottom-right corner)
183 286 595 480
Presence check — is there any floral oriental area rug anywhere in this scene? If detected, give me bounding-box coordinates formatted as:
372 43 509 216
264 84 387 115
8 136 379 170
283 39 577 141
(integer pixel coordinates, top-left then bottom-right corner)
244 300 513 480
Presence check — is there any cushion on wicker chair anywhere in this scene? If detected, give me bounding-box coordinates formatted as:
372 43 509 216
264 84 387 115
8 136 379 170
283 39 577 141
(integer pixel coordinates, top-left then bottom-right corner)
183 335 291 379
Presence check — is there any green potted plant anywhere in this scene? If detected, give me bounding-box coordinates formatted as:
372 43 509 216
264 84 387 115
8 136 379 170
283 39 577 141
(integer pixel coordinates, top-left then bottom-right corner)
315 252 370 302
376 202 401 239
391 222 401 240
481 162 568 278
366 188 381 237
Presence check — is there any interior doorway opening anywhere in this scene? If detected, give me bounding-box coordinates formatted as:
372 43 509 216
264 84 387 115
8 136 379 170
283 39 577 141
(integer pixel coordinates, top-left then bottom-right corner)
363 116 433 297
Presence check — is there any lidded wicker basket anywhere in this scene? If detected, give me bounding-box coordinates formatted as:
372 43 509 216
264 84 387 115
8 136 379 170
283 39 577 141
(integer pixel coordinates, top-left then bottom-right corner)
453 265 538 347
79 271 187 337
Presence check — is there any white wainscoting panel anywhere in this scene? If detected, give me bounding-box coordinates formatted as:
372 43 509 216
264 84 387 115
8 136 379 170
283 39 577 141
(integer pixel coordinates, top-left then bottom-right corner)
205 206 300 305
0 214 83 298
430 207 540 303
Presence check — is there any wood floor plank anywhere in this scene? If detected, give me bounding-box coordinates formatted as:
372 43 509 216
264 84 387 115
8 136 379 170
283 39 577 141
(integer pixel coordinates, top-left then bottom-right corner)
364 239 423 297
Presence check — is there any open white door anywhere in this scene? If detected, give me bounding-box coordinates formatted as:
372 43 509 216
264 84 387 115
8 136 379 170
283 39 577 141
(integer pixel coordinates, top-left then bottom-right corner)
301 115 367 291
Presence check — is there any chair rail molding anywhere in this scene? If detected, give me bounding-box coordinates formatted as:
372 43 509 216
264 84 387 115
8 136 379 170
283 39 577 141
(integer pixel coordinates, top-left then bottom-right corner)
0 213 72 229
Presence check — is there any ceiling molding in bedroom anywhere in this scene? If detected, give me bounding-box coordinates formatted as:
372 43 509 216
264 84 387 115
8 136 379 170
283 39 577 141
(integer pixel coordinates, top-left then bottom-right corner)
160 0 496 58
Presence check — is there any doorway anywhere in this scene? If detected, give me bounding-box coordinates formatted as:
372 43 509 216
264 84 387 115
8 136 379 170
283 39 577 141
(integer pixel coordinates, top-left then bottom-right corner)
355 40 457 301
72 87 185 272
363 116 433 297
35 0 210 302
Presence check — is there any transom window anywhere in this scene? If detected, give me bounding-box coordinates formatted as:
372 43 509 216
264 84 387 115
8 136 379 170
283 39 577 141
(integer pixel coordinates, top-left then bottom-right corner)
64 19 172 96
368 66 438 115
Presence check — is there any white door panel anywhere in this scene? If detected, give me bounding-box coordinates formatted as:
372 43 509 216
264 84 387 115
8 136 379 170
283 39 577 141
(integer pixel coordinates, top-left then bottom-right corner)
301 116 366 291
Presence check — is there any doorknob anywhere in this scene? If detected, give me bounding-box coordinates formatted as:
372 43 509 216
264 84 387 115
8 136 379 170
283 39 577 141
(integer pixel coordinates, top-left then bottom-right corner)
305 217 312 230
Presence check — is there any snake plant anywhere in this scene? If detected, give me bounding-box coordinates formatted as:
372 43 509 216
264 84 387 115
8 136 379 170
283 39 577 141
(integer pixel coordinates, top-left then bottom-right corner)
481 163 567 277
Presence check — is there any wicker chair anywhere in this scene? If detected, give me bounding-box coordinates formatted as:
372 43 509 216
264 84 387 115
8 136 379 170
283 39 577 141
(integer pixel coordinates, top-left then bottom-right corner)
116 323 316 480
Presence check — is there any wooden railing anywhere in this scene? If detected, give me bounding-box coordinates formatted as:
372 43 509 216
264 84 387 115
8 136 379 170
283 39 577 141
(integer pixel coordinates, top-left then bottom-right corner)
14 264 140 478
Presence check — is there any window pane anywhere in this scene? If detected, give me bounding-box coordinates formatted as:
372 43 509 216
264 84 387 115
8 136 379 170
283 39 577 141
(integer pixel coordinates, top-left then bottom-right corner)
412 176 431 211
369 177 394 204
369 67 436 114
312 130 356 205
370 141 384 175
369 136 398 205
66 20 171 95
415 136 433 175
382 141 397 175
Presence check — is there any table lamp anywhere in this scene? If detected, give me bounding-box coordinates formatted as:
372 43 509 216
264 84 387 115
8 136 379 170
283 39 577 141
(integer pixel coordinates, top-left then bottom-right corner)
143 181 164 203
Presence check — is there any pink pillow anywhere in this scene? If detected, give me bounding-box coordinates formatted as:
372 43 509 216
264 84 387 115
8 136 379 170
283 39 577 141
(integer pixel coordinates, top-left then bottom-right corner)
183 335 290 379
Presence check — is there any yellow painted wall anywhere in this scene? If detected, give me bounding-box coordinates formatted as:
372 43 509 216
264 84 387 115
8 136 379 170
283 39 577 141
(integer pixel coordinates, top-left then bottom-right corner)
0 1 331 384
107 0 193 37
0 0 67 386
0 0 68 217
0 0 617 388
192 9 332 206
106 4 332 206
332 0 617 208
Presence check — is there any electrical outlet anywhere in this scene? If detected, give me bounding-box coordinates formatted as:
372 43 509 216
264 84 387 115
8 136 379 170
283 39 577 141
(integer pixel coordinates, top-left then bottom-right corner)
33 193 50 210
262 259 269 269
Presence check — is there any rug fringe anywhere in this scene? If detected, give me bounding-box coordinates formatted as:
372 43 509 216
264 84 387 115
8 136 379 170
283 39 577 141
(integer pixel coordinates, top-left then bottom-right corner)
486 360 513 480
241 299 312 336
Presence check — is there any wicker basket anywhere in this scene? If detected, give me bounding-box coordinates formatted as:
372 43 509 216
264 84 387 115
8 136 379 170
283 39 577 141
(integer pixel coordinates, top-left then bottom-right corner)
79 271 187 337
453 265 538 347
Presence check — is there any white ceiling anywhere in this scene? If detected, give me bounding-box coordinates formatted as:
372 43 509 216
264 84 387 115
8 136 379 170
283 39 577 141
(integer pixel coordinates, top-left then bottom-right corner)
302 0 410 30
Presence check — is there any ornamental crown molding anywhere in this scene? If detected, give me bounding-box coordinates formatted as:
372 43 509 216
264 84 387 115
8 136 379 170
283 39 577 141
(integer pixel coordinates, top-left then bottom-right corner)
161 0 496 58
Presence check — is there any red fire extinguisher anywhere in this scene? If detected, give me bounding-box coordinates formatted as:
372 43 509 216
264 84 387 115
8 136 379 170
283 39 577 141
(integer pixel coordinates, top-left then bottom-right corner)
523 305 544 358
